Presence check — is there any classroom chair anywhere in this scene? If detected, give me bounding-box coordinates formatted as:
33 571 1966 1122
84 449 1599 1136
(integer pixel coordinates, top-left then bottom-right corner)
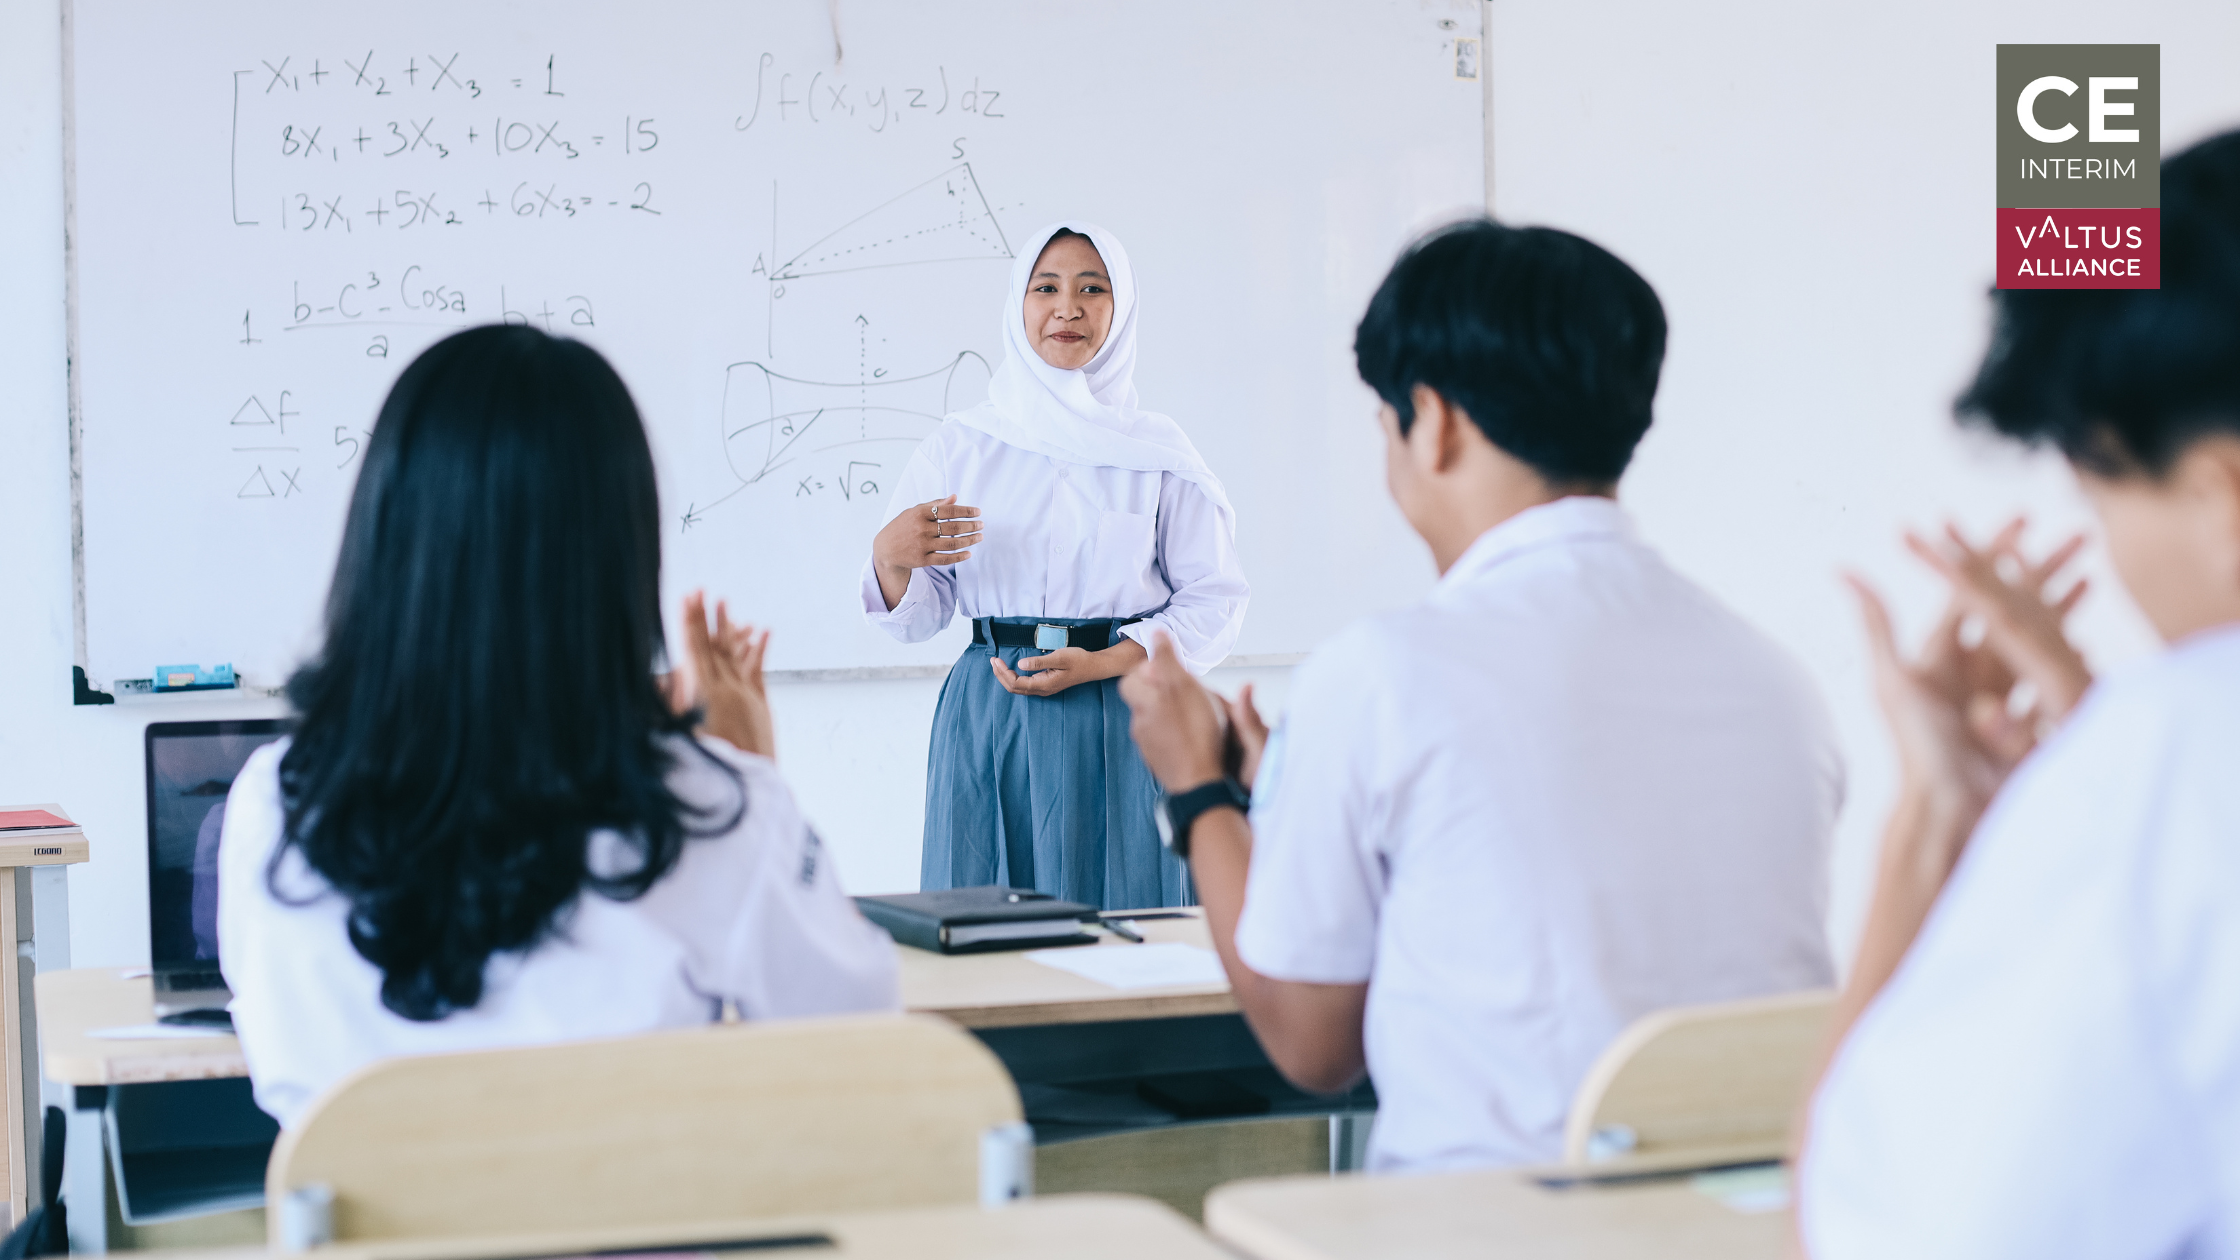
264 1013 1028 1248
1556 989 1835 1176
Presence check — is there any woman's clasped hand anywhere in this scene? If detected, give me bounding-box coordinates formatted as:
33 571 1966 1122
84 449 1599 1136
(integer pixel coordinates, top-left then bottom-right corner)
989 636 1148 698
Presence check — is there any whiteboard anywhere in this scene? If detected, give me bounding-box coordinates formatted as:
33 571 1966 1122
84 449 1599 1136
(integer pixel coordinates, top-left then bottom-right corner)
70 0 1484 682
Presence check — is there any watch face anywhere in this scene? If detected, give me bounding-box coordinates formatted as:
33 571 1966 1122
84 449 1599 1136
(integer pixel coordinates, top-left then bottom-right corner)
1153 790 1176 851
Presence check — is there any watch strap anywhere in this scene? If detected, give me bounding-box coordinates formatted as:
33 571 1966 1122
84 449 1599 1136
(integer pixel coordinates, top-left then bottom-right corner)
1160 776 1251 858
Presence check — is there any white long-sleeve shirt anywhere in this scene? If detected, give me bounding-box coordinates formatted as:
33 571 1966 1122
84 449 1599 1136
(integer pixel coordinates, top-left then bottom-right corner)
859 420 1248 675
1802 624 2240 1257
219 735 900 1127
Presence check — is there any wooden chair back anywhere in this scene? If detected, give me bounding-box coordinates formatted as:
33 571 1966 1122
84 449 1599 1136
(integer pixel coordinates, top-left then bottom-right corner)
1559 989 1834 1174
266 1013 1023 1246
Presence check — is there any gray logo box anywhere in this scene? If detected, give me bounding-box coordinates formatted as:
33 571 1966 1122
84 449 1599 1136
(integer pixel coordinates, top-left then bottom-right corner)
1996 44 2159 208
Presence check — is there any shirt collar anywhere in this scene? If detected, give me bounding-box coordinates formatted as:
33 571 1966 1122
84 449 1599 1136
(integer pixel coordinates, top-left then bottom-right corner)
1440 496 1635 587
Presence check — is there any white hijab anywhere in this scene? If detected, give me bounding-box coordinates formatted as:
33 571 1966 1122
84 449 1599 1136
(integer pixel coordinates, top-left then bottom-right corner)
951 221 1234 519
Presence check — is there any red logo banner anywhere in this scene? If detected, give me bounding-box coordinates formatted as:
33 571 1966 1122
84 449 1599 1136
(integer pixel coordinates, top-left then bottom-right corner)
1996 208 2160 289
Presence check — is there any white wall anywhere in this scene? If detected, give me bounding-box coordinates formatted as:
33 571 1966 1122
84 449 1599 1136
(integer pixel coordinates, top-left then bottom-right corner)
0 0 1303 967
8 0 2236 971
1489 0 2239 961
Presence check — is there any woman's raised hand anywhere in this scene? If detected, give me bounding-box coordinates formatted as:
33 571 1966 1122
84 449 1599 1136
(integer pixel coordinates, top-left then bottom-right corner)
678 590 775 759
872 494 982 611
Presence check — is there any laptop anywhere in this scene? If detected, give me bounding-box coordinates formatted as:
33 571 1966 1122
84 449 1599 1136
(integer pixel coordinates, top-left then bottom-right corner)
144 719 286 1017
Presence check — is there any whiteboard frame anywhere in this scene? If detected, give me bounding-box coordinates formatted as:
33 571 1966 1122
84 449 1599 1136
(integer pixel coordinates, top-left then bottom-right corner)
61 0 1497 700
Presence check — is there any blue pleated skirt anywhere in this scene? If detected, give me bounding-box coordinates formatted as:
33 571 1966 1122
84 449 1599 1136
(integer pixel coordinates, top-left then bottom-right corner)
921 615 1192 911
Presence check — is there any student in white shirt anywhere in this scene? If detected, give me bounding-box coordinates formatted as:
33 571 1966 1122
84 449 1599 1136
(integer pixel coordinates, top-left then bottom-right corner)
1121 219 1840 1171
1800 130 2240 1257
220 325 898 1127
862 222 1249 909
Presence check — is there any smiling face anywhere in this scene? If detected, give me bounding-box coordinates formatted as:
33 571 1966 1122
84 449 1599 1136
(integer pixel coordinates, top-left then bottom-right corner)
1022 233 1114 370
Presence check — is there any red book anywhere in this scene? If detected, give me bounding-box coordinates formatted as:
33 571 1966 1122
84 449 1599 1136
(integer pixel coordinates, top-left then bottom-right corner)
0 810 73 831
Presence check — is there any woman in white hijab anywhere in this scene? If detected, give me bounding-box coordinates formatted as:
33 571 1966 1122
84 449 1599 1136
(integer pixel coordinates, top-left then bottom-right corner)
861 222 1249 910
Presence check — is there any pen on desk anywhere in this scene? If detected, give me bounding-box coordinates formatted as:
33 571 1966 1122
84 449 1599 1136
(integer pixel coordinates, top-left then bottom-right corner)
1099 918 1146 944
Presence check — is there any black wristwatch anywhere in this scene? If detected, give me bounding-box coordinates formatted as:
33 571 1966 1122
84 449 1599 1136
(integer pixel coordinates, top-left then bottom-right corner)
1155 776 1251 859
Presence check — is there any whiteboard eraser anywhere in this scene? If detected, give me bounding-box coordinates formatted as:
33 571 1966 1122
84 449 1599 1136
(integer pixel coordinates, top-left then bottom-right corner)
152 663 236 692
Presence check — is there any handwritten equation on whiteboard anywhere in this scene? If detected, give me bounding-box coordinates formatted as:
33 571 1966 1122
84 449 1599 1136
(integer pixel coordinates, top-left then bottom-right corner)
217 46 1013 520
230 52 667 236
232 50 1009 236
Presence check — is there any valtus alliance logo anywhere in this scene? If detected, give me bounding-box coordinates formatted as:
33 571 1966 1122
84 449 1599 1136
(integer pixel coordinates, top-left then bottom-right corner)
1997 45 2159 288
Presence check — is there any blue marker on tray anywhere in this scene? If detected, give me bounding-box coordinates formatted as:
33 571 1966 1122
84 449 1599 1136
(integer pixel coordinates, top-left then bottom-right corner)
151 664 236 692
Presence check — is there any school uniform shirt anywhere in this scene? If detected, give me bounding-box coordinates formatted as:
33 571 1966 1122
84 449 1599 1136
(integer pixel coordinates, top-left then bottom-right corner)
218 735 900 1128
859 418 1249 675
1234 496 1840 1172
1801 624 2240 1259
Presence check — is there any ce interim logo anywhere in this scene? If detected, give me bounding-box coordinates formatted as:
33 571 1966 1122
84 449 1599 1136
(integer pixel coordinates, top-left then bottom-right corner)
1997 44 2160 289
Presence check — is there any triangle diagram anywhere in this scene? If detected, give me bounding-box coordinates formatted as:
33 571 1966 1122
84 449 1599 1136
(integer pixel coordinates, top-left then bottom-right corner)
230 396 275 426
775 163 1012 280
237 466 276 498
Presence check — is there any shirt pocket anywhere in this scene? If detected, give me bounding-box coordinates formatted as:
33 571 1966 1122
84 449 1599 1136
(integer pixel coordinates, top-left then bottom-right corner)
1094 509 1158 576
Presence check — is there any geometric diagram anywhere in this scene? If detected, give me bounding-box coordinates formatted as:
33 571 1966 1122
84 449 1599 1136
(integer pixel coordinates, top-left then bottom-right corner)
772 163 1012 281
680 350 992 530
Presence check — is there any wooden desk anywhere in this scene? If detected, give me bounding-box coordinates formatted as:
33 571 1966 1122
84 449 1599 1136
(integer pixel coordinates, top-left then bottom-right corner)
898 910 1234 1028
38 969 268 1254
0 804 89 1230
37 909 1237 1086
148 1193 1228 1260
1205 1168 1787 1260
40 911 1353 1252
37 969 246 1086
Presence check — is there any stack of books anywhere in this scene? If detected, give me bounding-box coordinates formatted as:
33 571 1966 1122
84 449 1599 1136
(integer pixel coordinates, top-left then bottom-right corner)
0 806 89 865
856 886 1099 954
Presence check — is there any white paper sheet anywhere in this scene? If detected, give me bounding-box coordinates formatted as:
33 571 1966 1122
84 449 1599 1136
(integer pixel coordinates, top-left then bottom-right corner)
87 1024 232 1040
1024 942 1226 990
1692 1166 1791 1214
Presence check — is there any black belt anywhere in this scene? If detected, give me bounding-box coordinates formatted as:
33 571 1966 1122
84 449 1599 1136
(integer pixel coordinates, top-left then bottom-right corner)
972 619 1141 650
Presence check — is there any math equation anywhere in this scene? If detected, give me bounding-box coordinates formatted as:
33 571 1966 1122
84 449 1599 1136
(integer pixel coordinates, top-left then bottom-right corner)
229 52 672 234
211 41 1013 519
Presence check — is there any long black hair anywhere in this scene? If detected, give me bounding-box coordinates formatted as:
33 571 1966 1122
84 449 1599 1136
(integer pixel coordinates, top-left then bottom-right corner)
278 325 740 1021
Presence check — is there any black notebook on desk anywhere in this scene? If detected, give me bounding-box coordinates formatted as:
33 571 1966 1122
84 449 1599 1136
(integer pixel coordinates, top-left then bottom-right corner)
856 886 1099 954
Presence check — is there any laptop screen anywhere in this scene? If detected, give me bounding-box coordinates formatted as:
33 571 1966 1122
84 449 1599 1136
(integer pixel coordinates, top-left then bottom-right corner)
144 720 286 972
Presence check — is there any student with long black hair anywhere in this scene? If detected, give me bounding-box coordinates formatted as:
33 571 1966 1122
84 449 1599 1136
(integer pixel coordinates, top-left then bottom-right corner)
218 325 898 1128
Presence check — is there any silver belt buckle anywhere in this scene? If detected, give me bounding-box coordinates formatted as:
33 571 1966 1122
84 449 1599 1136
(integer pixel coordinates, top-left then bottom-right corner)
1033 624 1071 651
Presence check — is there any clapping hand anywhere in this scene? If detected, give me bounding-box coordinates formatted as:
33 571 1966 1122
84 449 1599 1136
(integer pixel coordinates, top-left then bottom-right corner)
1847 518 2091 838
1118 633 1231 791
1223 683 1270 791
673 590 775 758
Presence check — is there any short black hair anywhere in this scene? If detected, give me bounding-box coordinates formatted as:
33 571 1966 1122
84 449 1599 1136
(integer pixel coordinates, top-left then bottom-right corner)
1958 130 2240 476
1353 219 1667 484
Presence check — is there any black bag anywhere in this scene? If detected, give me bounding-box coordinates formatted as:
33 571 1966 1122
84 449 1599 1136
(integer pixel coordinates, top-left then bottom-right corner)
0 1108 69 1258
